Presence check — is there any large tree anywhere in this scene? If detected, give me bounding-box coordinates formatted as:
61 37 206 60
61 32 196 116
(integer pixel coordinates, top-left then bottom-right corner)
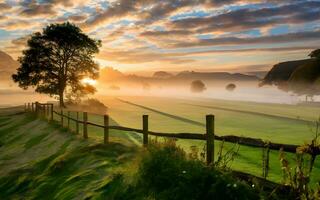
12 22 101 107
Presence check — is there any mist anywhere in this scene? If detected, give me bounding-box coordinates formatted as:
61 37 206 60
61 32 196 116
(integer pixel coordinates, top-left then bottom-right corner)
95 80 313 104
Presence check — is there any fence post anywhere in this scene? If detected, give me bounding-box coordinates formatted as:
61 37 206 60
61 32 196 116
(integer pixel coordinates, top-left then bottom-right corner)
67 111 70 130
35 102 39 116
76 112 79 134
83 112 88 139
28 103 30 111
42 105 45 118
50 104 53 121
32 103 34 112
60 109 63 126
262 143 270 179
206 115 215 165
46 105 49 118
104 115 109 144
143 115 149 147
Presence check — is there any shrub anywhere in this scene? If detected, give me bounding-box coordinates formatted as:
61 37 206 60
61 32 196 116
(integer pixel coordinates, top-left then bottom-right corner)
226 83 236 92
190 80 206 93
134 140 259 200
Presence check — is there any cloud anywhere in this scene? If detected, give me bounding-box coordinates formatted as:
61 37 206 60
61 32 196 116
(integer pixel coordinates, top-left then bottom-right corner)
97 48 196 64
19 0 57 17
84 0 139 28
162 30 320 48
1 0 319 72
140 30 193 37
84 0 261 29
0 20 41 31
0 3 12 11
168 1 320 34
97 45 315 65
0 15 8 22
11 35 30 47
54 14 89 23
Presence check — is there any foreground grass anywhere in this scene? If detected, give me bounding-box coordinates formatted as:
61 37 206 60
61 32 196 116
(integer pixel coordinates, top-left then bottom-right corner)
0 106 318 199
0 107 138 199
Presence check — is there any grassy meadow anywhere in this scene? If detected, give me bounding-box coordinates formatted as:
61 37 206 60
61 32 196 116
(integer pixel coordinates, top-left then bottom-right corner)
58 95 319 185
0 106 140 199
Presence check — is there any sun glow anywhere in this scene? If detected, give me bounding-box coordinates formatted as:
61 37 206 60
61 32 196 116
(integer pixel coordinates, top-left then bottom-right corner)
81 78 97 85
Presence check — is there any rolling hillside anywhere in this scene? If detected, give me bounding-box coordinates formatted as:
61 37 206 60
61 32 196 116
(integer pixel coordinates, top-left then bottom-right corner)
0 106 138 199
0 50 19 87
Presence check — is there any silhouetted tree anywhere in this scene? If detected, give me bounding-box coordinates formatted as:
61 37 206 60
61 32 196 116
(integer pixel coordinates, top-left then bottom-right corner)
12 22 101 107
226 83 236 91
190 80 206 93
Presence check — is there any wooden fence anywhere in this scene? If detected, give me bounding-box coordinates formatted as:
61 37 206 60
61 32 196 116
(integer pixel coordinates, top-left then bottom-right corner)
24 102 319 179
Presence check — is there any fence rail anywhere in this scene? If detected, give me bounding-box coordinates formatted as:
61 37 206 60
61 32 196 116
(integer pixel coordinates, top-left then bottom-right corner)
25 101 319 180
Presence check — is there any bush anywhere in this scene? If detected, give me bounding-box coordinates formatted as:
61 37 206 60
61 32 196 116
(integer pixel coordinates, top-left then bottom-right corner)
191 80 206 93
226 83 236 92
134 141 259 200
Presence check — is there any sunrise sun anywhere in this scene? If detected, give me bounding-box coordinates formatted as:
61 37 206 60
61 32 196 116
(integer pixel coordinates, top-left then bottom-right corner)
81 77 97 85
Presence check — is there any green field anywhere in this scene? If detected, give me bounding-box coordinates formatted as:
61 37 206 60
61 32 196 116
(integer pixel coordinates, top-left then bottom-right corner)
21 96 320 186
90 95 319 185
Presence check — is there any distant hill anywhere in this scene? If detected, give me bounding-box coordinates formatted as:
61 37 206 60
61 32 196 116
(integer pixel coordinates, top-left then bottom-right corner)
0 50 19 87
246 71 268 79
99 68 259 85
174 71 258 81
0 50 19 72
261 59 312 86
99 67 124 81
153 71 174 79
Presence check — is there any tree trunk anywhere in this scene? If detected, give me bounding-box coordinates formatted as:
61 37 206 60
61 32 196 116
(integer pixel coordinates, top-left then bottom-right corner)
59 90 65 108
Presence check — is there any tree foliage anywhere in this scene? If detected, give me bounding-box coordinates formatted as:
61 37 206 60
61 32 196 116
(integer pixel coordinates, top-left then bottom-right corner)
190 80 206 93
226 83 236 92
12 22 101 106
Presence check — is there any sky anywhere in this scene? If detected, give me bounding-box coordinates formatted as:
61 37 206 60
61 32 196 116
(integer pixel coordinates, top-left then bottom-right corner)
0 0 320 73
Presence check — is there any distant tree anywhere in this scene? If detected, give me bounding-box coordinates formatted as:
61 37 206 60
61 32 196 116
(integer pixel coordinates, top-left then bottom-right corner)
190 80 206 93
12 22 101 107
226 83 236 92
